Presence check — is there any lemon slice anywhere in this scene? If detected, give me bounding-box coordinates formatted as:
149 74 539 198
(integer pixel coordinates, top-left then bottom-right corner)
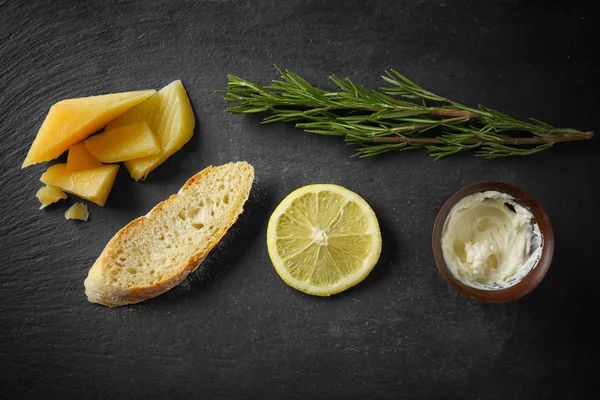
267 184 382 296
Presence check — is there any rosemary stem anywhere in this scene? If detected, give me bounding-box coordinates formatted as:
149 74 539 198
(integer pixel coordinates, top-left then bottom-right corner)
374 131 594 145
430 108 479 118
257 101 479 119
390 116 470 133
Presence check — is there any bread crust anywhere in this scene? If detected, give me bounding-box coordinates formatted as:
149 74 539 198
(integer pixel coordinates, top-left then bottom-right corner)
84 162 254 307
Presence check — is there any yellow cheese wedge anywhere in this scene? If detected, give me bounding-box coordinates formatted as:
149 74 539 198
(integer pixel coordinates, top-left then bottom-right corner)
85 122 161 163
40 163 120 207
66 142 102 171
22 89 156 168
105 80 194 180
36 185 67 209
65 203 89 221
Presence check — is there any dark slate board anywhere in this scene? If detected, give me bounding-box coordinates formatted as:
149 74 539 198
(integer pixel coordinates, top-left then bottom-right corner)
1 1 599 399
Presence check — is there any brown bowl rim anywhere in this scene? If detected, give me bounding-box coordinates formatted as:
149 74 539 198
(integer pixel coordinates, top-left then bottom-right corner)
431 181 554 303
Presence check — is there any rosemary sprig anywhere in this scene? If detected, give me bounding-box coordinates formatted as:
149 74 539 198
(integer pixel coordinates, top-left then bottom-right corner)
222 66 592 159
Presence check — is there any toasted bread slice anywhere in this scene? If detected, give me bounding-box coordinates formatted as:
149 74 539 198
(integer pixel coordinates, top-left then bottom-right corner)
84 162 254 307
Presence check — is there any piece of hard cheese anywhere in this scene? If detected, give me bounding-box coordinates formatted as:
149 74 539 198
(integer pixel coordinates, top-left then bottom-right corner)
40 163 119 207
65 203 89 221
36 185 67 209
105 80 194 181
85 122 161 163
22 89 156 168
66 142 102 171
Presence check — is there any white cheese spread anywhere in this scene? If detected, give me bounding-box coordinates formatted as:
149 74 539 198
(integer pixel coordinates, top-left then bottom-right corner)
441 190 543 290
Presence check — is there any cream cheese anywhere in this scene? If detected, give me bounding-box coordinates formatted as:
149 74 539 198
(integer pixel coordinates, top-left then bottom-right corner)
441 190 543 290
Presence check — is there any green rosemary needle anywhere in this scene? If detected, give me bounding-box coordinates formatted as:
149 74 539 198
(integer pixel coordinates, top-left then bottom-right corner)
221 66 593 159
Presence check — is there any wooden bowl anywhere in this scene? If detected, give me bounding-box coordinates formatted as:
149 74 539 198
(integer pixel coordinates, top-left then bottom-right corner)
432 181 554 303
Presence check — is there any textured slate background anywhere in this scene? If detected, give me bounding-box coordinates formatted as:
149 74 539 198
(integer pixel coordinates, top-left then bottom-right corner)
1 0 599 399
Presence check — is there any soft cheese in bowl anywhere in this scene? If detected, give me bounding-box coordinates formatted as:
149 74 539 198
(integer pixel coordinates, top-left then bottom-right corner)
441 190 543 290
432 182 554 303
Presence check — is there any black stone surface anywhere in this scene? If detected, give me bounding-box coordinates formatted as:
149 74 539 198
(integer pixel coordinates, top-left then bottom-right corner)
1 1 599 399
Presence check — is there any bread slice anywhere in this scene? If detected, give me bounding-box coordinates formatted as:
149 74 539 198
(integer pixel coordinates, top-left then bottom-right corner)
84 162 254 307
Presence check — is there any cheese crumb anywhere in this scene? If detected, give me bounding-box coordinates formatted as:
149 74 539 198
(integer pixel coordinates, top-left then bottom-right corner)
36 185 67 209
65 203 89 221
